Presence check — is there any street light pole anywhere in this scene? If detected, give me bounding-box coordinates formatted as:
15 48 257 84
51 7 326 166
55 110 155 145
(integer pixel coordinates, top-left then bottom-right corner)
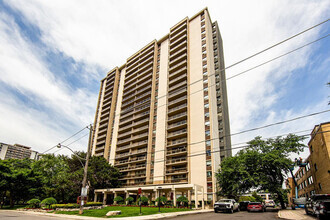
79 124 93 215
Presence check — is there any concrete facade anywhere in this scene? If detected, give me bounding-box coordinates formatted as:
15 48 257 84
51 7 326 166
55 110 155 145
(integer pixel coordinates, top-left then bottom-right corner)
285 122 330 204
0 142 39 160
91 8 231 204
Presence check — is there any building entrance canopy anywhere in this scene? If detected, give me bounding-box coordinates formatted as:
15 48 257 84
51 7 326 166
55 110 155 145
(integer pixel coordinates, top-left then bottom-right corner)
94 183 205 209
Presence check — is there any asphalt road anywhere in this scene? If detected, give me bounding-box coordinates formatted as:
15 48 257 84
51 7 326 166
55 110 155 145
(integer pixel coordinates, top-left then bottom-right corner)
168 209 279 220
0 210 64 220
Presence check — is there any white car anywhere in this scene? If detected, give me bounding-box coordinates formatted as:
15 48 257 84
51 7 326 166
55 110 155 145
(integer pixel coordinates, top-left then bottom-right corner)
265 200 275 208
214 199 240 213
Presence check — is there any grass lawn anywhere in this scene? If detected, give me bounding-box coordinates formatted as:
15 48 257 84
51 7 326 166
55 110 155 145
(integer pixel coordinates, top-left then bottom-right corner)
0 205 26 210
56 206 191 218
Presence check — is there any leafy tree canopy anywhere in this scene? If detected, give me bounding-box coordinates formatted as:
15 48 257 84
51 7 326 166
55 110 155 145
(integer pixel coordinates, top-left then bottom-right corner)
216 134 305 209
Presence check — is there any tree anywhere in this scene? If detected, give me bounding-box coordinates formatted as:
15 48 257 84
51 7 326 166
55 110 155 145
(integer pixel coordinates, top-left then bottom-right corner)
126 196 134 205
155 196 167 206
27 199 41 208
40 197 57 209
137 196 149 206
114 196 124 204
216 134 305 209
176 196 188 206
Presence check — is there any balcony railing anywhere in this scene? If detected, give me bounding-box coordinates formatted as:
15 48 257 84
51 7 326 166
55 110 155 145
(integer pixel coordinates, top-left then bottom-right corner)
168 120 187 130
168 112 187 121
168 103 187 113
168 95 187 106
168 138 187 147
168 129 187 138
166 167 187 174
166 147 187 155
166 157 187 164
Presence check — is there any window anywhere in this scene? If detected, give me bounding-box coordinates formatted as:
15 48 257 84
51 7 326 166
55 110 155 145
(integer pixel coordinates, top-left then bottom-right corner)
207 171 212 177
314 163 318 171
310 145 313 152
204 95 209 100
205 130 210 137
206 161 212 166
205 121 210 126
205 112 210 117
204 103 209 109
206 141 211 147
206 150 211 156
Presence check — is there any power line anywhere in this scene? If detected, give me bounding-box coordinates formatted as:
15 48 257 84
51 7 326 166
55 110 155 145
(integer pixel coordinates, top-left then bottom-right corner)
108 110 330 161
225 19 329 69
52 132 90 154
109 128 313 161
118 130 330 182
105 33 329 122
42 125 90 154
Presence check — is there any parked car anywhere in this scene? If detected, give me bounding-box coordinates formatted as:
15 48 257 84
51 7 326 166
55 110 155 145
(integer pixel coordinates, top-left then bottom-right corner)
247 202 266 212
214 199 240 213
305 194 330 219
265 200 275 208
239 201 250 211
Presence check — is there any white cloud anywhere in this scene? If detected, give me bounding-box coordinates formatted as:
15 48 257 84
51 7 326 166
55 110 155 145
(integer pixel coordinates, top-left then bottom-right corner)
0 0 329 156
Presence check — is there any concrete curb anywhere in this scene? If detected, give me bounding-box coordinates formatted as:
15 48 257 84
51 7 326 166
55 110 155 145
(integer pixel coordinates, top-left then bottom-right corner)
277 209 313 220
0 209 213 219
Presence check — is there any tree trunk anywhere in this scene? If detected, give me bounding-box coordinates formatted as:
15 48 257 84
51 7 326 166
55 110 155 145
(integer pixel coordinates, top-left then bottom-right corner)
277 191 286 209
9 192 14 208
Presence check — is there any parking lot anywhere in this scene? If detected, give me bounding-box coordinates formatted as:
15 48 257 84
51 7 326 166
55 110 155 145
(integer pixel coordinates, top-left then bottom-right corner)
169 208 279 220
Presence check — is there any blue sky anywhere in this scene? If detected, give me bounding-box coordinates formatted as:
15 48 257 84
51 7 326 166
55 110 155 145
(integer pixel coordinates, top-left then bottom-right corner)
0 0 329 159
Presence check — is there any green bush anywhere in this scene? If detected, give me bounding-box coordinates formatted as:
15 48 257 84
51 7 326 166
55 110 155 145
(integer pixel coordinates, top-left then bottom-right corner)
85 202 103 206
137 196 149 205
40 197 57 209
238 196 256 202
27 199 41 208
126 197 134 205
52 203 79 209
155 196 167 205
114 196 124 204
177 196 188 206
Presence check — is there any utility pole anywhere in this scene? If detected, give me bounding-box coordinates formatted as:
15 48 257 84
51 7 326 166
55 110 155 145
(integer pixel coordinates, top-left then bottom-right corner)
79 124 93 215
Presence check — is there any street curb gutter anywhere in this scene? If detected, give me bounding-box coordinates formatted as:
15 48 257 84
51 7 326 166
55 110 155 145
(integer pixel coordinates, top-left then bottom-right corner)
0 209 213 219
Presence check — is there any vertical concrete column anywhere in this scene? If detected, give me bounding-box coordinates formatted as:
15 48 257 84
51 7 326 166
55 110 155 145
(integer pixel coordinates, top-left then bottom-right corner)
173 190 176 207
114 192 118 205
194 188 198 209
103 193 107 205
94 193 98 202
188 190 191 205
125 191 129 205
201 188 205 209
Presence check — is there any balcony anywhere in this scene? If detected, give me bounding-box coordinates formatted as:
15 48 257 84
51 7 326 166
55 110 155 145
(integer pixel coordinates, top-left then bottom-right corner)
130 132 148 141
168 95 187 107
167 138 187 147
168 112 187 123
117 130 132 139
170 34 187 49
167 129 187 139
166 157 187 165
166 147 187 156
101 106 111 115
128 164 146 171
169 53 187 69
130 156 147 163
168 103 187 115
99 116 109 124
136 79 152 91
170 46 187 62
166 167 188 175
168 80 187 93
167 120 187 131
170 23 187 38
170 40 187 55
115 152 130 159
117 137 131 145
115 160 129 166
169 74 187 88
168 87 187 100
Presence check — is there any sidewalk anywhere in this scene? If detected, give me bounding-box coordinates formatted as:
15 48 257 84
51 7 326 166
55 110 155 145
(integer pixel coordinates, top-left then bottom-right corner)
0 209 213 219
278 209 315 220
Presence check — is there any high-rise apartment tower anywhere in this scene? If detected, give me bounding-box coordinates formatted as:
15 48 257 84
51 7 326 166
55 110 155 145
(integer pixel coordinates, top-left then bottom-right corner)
92 8 231 203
